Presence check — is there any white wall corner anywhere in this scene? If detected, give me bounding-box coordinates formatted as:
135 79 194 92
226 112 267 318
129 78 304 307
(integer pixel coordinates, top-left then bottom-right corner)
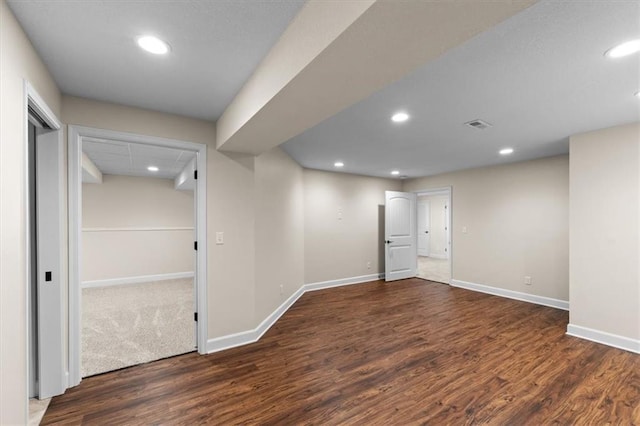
450 279 569 311
566 324 640 354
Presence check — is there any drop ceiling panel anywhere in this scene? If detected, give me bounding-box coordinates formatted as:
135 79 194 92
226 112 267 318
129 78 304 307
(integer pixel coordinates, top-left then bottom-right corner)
83 140 196 180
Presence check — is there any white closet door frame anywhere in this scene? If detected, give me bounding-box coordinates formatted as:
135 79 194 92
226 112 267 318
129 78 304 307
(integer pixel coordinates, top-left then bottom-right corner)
24 81 66 406
67 126 208 387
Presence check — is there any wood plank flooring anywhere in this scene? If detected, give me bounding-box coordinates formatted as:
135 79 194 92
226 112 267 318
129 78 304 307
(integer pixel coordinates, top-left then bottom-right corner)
43 279 640 425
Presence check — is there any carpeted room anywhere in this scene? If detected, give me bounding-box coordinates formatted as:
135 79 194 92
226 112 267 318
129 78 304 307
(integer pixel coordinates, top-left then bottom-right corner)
81 161 197 377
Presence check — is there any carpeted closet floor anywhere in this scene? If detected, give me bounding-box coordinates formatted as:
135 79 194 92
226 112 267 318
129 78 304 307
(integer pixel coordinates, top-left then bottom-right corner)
82 278 195 377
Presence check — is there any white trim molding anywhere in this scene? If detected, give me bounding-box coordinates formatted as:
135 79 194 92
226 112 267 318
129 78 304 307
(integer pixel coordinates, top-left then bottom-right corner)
68 125 208 388
207 286 306 354
305 273 384 292
566 324 640 354
450 279 569 311
23 81 65 415
207 273 385 354
82 227 194 232
82 272 194 289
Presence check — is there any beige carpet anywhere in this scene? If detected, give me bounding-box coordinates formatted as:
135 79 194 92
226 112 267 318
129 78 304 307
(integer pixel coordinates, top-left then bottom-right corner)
82 278 195 377
417 256 451 284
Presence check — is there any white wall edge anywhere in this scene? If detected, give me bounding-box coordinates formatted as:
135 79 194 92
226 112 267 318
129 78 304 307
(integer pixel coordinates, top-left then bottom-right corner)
82 272 194 289
206 273 385 354
567 324 640 354
450 279 569 311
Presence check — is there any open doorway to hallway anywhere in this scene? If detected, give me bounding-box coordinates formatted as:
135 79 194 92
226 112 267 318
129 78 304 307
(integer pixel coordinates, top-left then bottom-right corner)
416 189 451 284
80 140 197 377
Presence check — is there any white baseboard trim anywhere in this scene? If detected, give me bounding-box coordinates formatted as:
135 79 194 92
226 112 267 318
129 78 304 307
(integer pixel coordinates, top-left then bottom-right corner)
450 279 569 311
255 286 306 341
566 324 640 354
206 329 258 354
305 273 384 292
207 273 384 354
82 271 194 289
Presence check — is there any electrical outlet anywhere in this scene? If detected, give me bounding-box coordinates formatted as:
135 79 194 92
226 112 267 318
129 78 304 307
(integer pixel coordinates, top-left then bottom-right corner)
338 207 343 220
215 232 224 245
524 276 532 285
367 261 371 269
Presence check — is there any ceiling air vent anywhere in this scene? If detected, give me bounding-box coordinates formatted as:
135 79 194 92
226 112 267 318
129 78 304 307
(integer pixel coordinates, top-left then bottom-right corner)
465 119 492 130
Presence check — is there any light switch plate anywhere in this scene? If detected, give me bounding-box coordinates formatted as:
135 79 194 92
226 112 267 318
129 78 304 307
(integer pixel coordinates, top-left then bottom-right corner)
216 232 224 245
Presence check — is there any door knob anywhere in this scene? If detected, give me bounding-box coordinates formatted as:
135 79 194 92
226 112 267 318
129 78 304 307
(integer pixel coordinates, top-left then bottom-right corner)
385 240 394 244
425 231 429 234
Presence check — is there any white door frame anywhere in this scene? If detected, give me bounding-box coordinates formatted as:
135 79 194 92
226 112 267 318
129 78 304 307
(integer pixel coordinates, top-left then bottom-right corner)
417 200 430 257
67 125 208 387
24 81 65 406
414 187 453 284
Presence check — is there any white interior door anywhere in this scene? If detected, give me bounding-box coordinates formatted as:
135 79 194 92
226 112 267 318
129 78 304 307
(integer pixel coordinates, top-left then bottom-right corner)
35 128 66 398
385 191 417 281
417 201 430 257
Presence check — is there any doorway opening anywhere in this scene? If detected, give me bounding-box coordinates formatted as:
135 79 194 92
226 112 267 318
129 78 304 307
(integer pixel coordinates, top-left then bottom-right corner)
80 140 198 377
68 126 208 387
416 188 452 284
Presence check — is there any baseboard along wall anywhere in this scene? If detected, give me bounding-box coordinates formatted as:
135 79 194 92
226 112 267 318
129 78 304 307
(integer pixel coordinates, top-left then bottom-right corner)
82 271 194 289
207 274 635 357
206 273 384 354
566 324 640 354
450 279 569 311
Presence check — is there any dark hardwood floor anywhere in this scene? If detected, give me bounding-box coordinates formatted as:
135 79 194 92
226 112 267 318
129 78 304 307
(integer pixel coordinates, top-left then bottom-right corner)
43 279 640 425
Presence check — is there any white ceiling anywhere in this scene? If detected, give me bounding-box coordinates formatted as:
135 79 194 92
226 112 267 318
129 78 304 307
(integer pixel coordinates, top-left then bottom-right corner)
9 1 640 179
281 0 640 178
7 0 305 120
83 138 196 180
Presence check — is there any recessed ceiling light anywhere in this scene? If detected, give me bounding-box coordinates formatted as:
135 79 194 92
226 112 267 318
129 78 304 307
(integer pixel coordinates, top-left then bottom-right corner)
499 148 514 156
635 91 640 98
147 166 159 172
137 36 170 55
334 161 344 168
605 39 640 58
391 170 400 175
391 112 410 123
